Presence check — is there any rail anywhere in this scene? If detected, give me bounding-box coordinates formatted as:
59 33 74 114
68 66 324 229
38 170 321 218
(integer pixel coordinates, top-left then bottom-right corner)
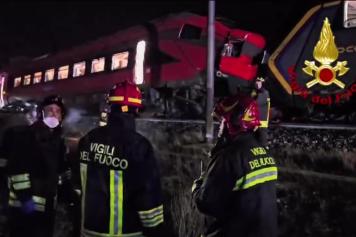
136 118 356 130
279 167 356 184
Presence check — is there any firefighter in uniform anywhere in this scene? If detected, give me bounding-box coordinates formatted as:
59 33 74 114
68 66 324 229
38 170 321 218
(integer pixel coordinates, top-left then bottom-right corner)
78 81 164 237
4 95 70 237
252 76 270 147
192 95 278 237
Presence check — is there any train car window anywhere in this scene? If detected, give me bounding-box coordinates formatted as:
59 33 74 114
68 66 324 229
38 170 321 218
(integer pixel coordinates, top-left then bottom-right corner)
23 75 31 86
58 65 69 80
179 24 202 40
14 77 22 88
112 51 129 70
344 1 356 28
73 61 86 77
33 72 42 84
45 69 55 82
220 40 244 57
91 57 105 73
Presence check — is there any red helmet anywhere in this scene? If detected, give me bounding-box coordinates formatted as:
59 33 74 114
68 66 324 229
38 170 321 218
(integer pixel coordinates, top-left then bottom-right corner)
108 81 142 112
213 95 260 137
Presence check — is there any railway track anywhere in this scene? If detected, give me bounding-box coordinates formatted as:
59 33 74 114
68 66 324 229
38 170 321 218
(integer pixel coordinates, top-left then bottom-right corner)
137 117 356 130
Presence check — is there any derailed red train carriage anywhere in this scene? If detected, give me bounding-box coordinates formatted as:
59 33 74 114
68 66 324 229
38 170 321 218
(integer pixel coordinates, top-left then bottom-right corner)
0 12 265 118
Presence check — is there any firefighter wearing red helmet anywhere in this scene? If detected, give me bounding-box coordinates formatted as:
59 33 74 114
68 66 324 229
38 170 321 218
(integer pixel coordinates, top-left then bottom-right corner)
3 94 70 237
78 81 165 237
192 94 278 237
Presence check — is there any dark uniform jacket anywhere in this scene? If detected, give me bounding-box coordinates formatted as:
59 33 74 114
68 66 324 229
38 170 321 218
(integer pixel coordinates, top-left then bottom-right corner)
3 121 68 214
78 113 164 237
193 133 278 237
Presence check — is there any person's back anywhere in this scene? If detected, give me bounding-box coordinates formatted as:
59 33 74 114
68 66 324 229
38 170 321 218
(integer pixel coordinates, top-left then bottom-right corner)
221 134 276 236
78 81 164 237
193 95 277 237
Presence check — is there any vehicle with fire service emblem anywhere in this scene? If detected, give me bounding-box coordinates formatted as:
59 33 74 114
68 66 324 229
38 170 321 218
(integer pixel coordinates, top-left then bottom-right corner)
268 1 356 123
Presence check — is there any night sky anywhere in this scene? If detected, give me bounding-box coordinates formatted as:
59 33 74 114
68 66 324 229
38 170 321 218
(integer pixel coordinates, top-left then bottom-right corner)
0 0 334 67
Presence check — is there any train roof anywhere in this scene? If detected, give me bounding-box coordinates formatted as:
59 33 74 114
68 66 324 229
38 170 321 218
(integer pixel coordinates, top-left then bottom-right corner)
1 12 230 74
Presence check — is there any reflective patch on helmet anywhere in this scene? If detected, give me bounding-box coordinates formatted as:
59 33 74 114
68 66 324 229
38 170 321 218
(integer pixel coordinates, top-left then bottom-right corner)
128 98 141 104
109 96 124 102
121 106 128 112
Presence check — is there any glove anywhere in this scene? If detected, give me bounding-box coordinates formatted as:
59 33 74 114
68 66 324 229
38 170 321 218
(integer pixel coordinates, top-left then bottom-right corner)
21 199 35 214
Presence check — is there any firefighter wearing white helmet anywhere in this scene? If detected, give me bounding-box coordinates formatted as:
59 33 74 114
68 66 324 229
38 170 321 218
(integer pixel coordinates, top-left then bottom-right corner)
77 81 165 237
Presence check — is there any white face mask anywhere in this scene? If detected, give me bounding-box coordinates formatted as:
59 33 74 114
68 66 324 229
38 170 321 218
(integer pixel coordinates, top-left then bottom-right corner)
42 111 60 128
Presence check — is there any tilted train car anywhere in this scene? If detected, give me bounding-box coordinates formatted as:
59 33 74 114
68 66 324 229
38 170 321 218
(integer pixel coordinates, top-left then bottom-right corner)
0 12 265 119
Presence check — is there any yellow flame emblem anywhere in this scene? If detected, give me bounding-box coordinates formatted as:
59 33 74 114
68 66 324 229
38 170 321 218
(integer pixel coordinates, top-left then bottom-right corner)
303 18 349 89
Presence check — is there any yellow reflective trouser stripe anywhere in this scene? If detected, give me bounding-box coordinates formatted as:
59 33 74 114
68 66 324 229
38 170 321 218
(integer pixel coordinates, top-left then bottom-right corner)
233 167 278 191
13 181 31 190
138 205 164 227
80 164 88 229
82 228 143 237
110 170 123 235
11 173 30 182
